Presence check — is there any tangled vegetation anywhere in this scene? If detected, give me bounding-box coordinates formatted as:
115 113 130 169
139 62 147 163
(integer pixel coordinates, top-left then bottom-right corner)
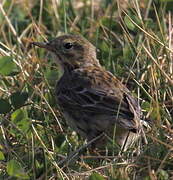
0 0 173 179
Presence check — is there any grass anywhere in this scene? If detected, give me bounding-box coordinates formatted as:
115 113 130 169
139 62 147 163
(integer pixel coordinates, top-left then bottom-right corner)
0 0 173 179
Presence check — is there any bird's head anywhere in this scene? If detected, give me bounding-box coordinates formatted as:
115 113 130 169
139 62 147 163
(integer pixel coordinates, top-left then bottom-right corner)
32 34 99 69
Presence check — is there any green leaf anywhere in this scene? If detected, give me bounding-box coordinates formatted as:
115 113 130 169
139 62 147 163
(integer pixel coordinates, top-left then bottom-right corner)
0 151 5 160
10 92 28 109
89 172 105 180
7 160 20 175
158 169 169 180
123 44 133 60
11 109 28 122
0 99 11 114
45 92 56 106
100 41 109 53
11 109 30 132
142 101 151 112
0 56 17 76
17 118 30 132
45 69 60 86
124 15 136 31
7 159 29 179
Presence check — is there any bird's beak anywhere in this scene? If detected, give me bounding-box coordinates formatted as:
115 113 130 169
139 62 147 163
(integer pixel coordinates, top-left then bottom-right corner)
32 42 53 51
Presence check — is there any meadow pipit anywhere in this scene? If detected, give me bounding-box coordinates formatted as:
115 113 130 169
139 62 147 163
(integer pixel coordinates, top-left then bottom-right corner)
33 34 148 150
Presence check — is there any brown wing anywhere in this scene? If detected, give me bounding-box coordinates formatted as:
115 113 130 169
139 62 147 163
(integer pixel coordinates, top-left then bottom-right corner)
56 66 141 132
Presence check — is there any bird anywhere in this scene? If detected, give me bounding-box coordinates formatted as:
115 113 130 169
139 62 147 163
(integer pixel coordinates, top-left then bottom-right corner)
32 34 147 151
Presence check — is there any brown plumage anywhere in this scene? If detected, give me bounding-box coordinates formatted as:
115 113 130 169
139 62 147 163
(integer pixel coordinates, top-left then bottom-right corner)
32 34 146 150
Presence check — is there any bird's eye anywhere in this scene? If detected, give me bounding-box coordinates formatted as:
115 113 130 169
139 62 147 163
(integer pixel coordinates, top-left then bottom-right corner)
63 42 73 50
